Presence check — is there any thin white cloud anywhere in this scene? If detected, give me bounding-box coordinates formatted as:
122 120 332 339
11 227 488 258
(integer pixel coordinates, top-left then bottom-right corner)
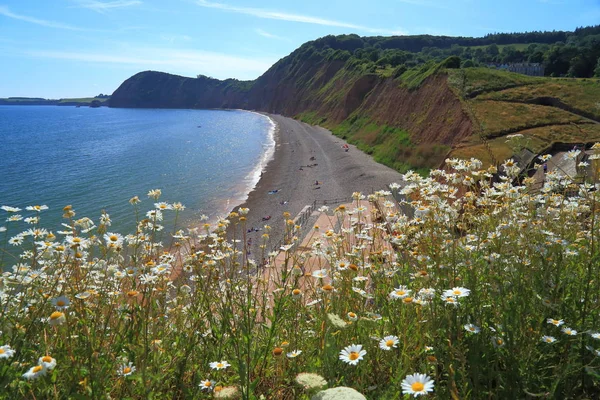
255 28 284 40
0 5 84 30
73 0 142 13
196 0 405 35
23 48 275 80
160 34 193 43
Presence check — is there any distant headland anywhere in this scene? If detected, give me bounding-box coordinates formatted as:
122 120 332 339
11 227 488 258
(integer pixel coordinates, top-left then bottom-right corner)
0 94 110 107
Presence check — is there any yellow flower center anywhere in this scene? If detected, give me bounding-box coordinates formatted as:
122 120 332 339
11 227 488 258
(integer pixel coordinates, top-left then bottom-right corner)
127 290 139 297
109 235 118 242
32 365 43 373
386 340 395 347
56 300 65 307
546 338 552 342
0 348 4 354
348 313 356 318
322 284 333 292
411 381 425 392
204 381 212 387
453 290 461 295
497 339 503 345
403 297 413 303
348 352 359 360
396 290 406 296
217 363 224 368
50 311 64 320
292 289 301 296
42 356 52 363
123 367 131 374
469 327 475 331
73 237 81 243
272 347 283 356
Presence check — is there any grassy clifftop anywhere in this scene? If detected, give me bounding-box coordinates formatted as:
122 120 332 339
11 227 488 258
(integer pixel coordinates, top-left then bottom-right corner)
111 28 600 172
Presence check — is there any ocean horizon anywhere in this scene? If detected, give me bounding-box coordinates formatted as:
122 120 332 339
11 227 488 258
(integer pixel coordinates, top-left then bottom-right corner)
0 105 275 234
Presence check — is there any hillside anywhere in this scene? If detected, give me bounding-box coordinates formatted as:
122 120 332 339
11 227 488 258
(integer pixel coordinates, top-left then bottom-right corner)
111 27 600 172
0 96 110 107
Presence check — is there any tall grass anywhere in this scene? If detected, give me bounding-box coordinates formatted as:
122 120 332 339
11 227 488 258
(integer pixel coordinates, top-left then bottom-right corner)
1 150 600 399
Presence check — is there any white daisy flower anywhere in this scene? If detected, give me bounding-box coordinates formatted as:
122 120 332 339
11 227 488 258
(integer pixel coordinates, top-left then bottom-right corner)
401 373 435 397
562 327 577 336
379 335 399 351
22 365 47 380
339 344 366 366
541 336 557 344
118 362 136 376
311 269 328 279
464 324 480 334
38 356 57 370
51 295 70 311
209 360 230 370
48 311 66 326
287 350 302 358
443 287 471 298
199 379 216 391
547 318 564 327
389 286 411 299
0 345 16 359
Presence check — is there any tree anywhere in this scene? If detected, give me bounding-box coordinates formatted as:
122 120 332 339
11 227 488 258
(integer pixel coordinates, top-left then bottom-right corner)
594 56 600 77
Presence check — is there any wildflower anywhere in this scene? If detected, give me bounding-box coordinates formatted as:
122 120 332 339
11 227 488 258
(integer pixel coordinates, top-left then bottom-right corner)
214 386 239 399
104 233 124 247
327 313 347 329
464 324 480 334
23 365 47 380
118 362 136 376
347 312 358 321
210 361 230 370
287 350 302 358
442 296 459 307
312 269 328 279
200 379 216 391
26 205 48 212
147 189 162 199
272 347 283 356
590 332 600 340
562 327 577 336
295 372 327 389
401 373 435 397
291 289 302 299
75 291 92 300
390 286 411 299
39 356 57 370
547 318 564 327
379 335 399 351
48 311 66 326
492 337 505 348
443 287 471 298
339 344 366 366
0 345 16 359
51 295 70 311
1 206 21 212
542 336 557 344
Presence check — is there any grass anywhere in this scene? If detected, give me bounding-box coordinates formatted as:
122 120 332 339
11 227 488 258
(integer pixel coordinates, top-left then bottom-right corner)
2 156 600 398
470 100 589 138
478 78 600 120
447 68 543 97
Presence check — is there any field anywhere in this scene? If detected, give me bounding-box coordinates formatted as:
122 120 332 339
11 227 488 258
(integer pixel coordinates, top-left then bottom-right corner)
447 68 600 166
2 158 600 398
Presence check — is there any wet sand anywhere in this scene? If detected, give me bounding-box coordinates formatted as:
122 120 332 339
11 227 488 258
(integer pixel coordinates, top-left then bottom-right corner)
229 114 404 259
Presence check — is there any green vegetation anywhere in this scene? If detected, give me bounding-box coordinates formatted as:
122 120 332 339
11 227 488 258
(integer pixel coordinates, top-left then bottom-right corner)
3 159 600 398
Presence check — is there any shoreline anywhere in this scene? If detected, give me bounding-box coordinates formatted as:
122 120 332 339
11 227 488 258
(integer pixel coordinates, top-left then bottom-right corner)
225 113 405 260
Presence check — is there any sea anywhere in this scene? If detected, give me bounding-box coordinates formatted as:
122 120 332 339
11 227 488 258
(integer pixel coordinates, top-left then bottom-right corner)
0 106 275 234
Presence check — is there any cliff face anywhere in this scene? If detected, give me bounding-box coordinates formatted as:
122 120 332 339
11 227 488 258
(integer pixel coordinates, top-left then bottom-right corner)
111 49 472 171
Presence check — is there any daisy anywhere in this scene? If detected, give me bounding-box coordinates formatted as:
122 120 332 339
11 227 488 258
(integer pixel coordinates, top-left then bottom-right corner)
291 289 302 299
464 324 480 334
51 295 70 311
104 233 124 247
39 356 57 370
26 205 48 212
347 312 358 321
389 286 411 299
48 311 66 326
589 332 600 340
547 318 564 327
287 350 302 358
492 337 506 348
22 365 47 380
401 373 435 397
0 345 16 359
562 327 577 336
443 287 471 298
118 362 136 376
311 269 328 279
210 361 230 370
541 336 557 344
339 344 366 366
379 335 399 351
199 379 216 391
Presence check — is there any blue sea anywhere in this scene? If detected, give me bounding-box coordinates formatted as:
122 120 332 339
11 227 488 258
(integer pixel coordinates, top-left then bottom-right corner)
0 106 275 233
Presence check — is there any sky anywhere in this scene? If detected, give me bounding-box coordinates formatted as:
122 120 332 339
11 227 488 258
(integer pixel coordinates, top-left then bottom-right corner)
0 0 599 98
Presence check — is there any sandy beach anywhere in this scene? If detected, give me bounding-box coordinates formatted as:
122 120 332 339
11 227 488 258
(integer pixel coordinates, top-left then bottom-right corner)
229 114 404 258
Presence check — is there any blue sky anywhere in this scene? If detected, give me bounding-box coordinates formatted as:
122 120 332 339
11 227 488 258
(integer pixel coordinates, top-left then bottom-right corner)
1 0 599 98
